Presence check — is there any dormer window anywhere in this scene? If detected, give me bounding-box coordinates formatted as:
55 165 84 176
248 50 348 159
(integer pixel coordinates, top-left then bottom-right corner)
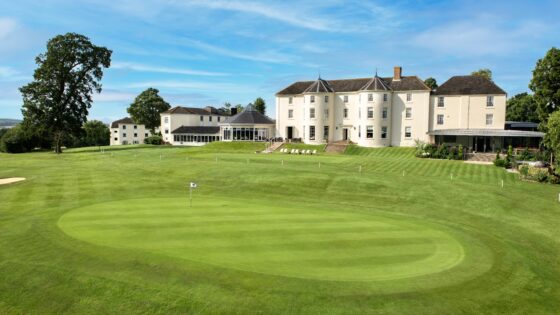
310 95 315 103
487 96 494 107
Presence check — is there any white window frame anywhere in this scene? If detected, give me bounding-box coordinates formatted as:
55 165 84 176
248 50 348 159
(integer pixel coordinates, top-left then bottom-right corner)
288 97 293 104
324 95 329 103
309 125 315 140
343 95 348 103
406 93 412 102
383 94 388 102
310 95 315 103
404 126 412 138
288 109 293 119
366 126 374 139
405 107 412 119
438 97 444 107
367 107 374 119
310 108 315 119
368 94 373 102
323 126 329 141
437 114 444 125
486 114 493 125
487 96 494 107
324 109 329 119
382 107 388 119
343 108 349 119
381 126 388 139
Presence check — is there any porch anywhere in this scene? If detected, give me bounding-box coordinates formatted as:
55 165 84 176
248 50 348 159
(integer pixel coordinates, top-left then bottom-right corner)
429 129 544 153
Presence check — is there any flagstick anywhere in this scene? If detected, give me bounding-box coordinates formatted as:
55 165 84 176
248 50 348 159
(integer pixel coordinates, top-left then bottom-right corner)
189 186 192 207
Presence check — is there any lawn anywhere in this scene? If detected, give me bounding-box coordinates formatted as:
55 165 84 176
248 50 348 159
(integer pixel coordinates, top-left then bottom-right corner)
1 144 559 314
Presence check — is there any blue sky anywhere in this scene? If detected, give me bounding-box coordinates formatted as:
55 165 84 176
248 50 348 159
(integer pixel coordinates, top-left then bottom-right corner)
0 0 559 122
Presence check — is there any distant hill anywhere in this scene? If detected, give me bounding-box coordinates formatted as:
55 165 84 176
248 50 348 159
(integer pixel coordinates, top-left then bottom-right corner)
0 119 22 128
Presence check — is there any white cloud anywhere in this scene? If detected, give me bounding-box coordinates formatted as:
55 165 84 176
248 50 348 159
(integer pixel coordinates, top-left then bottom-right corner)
93 90 137 102
412 18 548 56
0 17 17 39
0 66 29 82
112 62 229 76
124 80 248 92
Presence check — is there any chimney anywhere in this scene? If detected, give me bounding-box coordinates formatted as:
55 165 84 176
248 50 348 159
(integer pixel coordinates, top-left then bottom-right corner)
230 107 237 116
393 66 402 81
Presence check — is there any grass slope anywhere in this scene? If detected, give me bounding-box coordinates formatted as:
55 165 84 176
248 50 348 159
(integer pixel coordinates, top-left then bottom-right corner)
1 144 559 314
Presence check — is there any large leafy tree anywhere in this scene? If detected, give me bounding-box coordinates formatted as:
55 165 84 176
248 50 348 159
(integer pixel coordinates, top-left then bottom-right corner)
529 47 560 125
82 120 110 146
506 93 540 123
127 88 170 133
20 33 112 153
471 68 493 81
253 97 266 115
544 110 560 162
424 77 438 90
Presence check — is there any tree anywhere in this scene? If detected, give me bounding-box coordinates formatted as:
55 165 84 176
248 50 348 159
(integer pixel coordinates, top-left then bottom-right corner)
235 104 244 113
471 68 493 81
253 97 266 115
506 93 540 123
20 33 112 153
218 102 232 115
127 88 170 133
424 77 438 90
529 47 560 125
82 120 109 146
544 110 560 163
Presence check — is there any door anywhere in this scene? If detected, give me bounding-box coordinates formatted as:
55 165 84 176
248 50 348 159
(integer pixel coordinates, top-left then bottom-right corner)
286 127 293 140
343 128 348 141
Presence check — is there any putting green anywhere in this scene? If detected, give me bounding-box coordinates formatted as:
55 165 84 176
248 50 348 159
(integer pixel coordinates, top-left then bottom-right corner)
59 197 474 282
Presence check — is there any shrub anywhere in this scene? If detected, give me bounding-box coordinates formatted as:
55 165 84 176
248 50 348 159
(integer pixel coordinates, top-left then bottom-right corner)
535 169 549 182
494 158 506 168
0 126 34 153
519 165 529 177
144 135 163 145
458 145 464 160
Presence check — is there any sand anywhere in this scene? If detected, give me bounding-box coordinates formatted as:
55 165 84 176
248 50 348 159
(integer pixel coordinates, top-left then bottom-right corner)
0 177 26 185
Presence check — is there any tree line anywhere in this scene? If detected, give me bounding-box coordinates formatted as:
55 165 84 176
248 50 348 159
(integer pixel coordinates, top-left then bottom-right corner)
0 33 267 153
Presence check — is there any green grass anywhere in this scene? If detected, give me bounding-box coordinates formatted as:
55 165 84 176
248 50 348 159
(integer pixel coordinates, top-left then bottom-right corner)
1 144 560 314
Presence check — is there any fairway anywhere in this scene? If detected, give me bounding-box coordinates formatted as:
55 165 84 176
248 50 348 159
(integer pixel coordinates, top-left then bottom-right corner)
1 143 559 314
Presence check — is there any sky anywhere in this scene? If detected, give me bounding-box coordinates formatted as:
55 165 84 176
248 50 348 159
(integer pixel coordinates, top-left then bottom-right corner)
0 0 559 122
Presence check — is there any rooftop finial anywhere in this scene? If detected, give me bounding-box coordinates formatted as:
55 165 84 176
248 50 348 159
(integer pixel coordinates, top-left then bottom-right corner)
375 68 378 77
318 70 321 80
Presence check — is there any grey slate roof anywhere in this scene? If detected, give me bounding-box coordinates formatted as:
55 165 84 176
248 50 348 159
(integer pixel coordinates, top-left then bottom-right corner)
111 117 135 128
433 76 506 95
429 129 543 138
303 77 335 93
221 105 275 125
276 76 429 95
171 126 220 134
162 106 227 116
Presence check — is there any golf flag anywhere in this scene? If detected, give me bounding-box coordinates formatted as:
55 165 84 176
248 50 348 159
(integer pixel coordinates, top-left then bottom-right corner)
190 182 197 188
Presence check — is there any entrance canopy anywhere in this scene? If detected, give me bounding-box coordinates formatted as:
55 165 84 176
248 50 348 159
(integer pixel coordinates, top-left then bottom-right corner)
428 129 544 138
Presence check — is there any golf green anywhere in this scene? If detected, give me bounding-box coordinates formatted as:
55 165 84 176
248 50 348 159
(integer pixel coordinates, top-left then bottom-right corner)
58 197 484 283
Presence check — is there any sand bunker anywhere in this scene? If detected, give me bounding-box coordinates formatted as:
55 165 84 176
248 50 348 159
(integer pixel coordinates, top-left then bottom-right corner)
0 177 26 185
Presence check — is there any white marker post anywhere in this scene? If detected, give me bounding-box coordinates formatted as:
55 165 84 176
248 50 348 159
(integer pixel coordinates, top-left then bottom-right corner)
451 173 453 181
359 165 362 174
402 170 405 177
281 159 284 166
501 180 504 188
189 182 197 207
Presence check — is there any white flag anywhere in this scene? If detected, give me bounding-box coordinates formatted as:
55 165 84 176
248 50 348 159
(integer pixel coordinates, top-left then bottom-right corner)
190 182 197 188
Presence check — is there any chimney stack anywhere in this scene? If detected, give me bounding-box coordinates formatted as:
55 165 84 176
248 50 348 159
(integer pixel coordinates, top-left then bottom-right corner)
393 66 402 81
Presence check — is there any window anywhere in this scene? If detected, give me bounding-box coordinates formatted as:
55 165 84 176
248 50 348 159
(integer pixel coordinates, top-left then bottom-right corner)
209 116 213 122
324 109 329 119
382 107 388 119
134 133 138 137
343 108 349 119
406 93 412 102
310 108 315 119
368 94 373 102
165 129 169 134
309 125 315 140
343 95 348 103
438 97 444 107
323 126 329 140
487 96 494 107
324 95 329 103
218 117 221 122
288 109 293 118
486 114 493 125
381 126 387 139
359 108 361 119
437 114 444 125
443 135 457 143
405 107 412 119
200 115 203 122
123 133 127 137
113 130 117 133
405 127 412 138
358 125 361 138
366 126 374 139
134 125 137 129
383 94 388 102
145 133 148 137
367 107 374 119
114 137 117 141
164 117 169 123
122 125 126 130
310 95 315 103
289 97 293 104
